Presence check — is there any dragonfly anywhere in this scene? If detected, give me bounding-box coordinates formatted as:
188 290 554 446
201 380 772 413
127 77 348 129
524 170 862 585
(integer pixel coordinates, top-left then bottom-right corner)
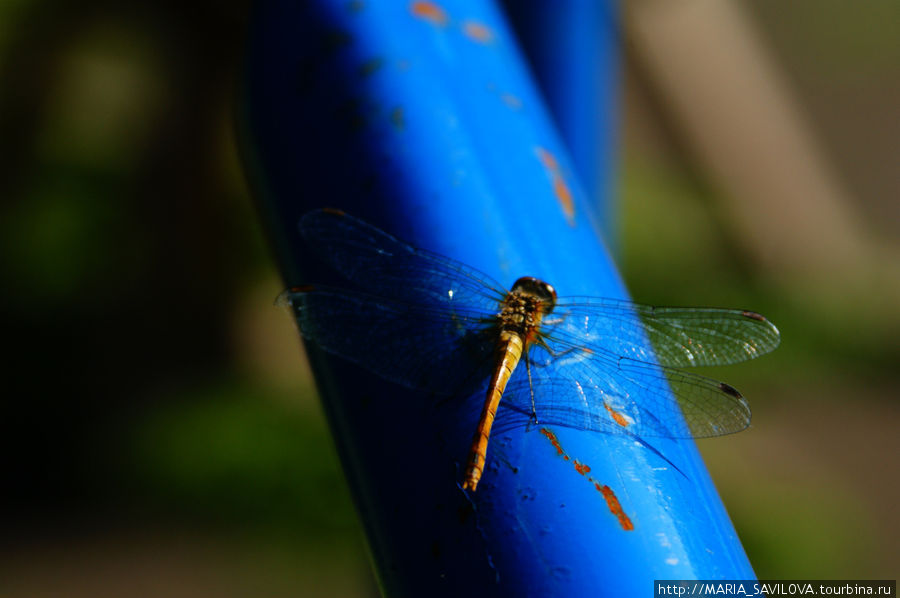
281 208 780 492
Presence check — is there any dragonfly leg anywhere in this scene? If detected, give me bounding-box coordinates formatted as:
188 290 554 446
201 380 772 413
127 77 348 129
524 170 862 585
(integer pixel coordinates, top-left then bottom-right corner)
530 337 580 368
525 352 539 424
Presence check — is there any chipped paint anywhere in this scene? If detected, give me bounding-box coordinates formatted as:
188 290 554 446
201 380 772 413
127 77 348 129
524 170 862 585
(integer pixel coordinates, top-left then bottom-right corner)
603 403 630 428
500 93 522 110
410 1 448 27
486 83 522 110
573 460 591 476
597 484 635 531
540 427 635 531
463 21 494 44
535 147 575 226
540 428 566 457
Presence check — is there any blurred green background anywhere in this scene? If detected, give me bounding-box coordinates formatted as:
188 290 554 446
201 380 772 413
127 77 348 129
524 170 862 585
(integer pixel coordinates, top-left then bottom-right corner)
1 1 897 596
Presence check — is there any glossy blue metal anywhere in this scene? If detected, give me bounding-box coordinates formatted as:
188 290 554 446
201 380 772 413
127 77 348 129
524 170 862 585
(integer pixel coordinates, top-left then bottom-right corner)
240 1 755 596
502 0 621 245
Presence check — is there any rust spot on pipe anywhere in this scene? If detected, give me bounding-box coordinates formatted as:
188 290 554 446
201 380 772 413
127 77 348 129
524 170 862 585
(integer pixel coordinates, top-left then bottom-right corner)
411 1 448 26
596 484 634 531
463 21 493 43
500 93 522 110
536 147 575 226
604 403 630 428
541 427 634 530
540 427 565 456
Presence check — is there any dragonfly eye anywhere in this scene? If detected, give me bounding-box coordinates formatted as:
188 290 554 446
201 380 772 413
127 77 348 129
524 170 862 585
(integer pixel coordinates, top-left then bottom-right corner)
511 276 557 313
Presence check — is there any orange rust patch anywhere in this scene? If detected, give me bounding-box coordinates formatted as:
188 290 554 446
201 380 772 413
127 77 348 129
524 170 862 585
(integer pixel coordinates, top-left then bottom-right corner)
463 21 493 43
535 147 575 226
500 93 521 109
411 1 448 26
552 178 573 219
540 427 633 529
536 147 559 170
596 484 634 531
603 403 630 428
540 427 564 456
540 426 636 530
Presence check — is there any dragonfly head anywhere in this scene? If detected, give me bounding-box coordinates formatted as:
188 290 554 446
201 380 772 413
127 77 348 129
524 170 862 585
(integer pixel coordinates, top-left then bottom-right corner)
511 276 557 314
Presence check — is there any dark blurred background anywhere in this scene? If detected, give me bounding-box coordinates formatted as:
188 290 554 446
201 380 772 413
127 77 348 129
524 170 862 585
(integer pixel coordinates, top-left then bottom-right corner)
1 1 897 596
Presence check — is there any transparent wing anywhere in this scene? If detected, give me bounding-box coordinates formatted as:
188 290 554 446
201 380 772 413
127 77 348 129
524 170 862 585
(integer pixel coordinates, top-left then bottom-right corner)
300 209 507 312
547 297 780 368
293 210 777 440
493 335 750 439
281 286 498 396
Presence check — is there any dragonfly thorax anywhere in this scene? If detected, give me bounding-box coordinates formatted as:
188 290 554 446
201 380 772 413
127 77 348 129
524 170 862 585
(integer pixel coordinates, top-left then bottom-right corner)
497 277 557 337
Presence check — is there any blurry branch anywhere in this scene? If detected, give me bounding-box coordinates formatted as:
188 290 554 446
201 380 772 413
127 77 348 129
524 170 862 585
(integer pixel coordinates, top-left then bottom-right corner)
624 0 899 300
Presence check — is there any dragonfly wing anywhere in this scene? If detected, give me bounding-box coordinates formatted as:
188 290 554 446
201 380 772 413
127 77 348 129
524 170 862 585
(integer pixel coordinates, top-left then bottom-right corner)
494 338 750 439
548 298 780 368
281 286 497 397
300 209 507 311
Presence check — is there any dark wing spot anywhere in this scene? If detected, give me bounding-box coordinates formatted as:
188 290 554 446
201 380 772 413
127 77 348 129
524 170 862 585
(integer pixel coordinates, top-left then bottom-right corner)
741 310 767 322
718 382 743 399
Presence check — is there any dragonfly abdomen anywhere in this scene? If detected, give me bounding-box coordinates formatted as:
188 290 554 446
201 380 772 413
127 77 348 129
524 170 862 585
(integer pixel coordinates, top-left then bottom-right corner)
462 330 525 491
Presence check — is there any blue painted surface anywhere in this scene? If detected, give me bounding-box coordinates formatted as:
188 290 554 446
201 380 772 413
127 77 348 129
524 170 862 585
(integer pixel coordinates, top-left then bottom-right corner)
502 0 621 246
240 1 755 595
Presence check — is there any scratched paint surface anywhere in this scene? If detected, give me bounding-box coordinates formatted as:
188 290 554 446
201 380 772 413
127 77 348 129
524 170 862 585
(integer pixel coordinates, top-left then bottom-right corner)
539 428 634 531
463 21 494 44
536 147 576 226
244 0 759 595
411 1 448 26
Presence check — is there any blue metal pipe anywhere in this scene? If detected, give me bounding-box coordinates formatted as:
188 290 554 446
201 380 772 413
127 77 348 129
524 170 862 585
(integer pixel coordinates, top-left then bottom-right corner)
240 1 755 595
502 0 620 245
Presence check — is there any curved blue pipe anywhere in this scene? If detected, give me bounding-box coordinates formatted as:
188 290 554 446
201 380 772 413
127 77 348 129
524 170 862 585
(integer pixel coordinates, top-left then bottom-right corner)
502 0 620 246
240 1 755 595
